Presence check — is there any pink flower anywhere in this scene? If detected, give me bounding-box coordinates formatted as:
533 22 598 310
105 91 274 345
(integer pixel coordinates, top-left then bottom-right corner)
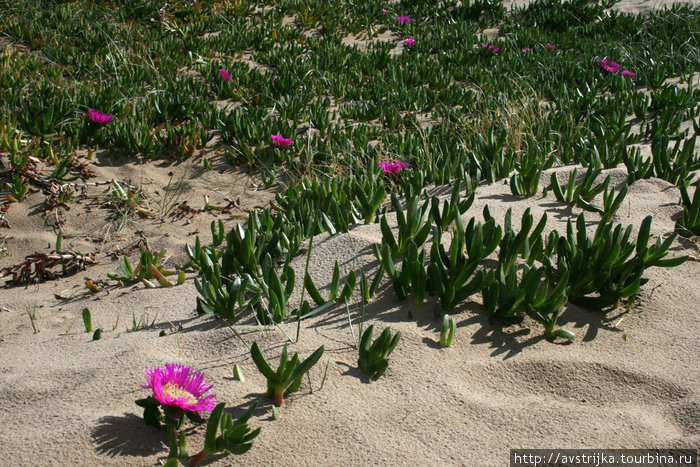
397 16 411 24
378 160 410 174
143 364 218 417
482 43 499 54
88 108 114 125
382 8 388 14
545 43 556 51
523 47 532 54
621 70 636 77
270 134 293 147
404 37 415 46
218 68 232 82
599 57 620 73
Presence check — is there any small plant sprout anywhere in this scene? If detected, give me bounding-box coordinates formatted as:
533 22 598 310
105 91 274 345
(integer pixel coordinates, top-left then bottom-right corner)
5 175 28 202
358 325 402 379
25 304 39 334
189 402 260 467
439 314 456 347
233 364 245 381
250 342 324 407
676 184 700 237
63 317 73 334
82 307 92 333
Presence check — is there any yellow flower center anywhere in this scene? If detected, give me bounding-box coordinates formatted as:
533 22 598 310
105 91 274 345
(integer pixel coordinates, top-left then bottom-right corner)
162 382 196 403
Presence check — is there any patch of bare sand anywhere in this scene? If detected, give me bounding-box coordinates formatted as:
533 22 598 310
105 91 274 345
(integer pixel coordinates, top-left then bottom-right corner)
1 1 699 465
503 0 697 13
342 29 399 52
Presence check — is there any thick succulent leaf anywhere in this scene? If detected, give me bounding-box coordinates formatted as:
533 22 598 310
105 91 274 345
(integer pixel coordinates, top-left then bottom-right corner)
250 342 279 383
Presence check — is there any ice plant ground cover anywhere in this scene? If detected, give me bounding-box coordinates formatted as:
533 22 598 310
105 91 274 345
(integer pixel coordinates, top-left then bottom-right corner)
0 0 699 463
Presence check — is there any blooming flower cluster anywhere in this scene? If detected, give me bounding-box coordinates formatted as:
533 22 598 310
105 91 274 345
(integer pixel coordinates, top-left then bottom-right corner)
598 58 634 77
599 57 620 73
143 363 218 416
482 43 500 54
88 108 114 125
270 134 294 147
397 16 410 24
219 68 232 82
404 37 415 46
545 43 556 51
378 160 410 174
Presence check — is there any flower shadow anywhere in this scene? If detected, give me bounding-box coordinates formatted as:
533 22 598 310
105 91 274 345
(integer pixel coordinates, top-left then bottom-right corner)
91 413 164 457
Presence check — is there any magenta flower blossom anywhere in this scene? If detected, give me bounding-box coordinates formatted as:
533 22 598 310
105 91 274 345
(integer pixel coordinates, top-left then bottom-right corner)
404 37 415 46
378 160 410 175
523 47 532 54
143 363 218 417
382 8 388 14
270 134 293 147
397 16 411 24
599 58 620 73
218 68 232 82
482 43 499 54
545 43 556 51
621 70 636 77
88 108 114 125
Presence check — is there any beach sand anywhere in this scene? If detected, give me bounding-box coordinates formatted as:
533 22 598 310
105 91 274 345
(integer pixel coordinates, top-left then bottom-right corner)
0 1 698 465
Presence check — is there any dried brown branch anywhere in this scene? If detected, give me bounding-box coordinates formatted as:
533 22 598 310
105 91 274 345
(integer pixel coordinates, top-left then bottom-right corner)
0 251 97 285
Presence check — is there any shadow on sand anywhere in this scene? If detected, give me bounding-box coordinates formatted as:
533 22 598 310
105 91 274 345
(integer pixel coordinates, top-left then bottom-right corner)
91 413 164 457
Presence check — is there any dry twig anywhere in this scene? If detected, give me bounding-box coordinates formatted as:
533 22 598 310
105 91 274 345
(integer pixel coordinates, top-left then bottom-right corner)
0 251 97 285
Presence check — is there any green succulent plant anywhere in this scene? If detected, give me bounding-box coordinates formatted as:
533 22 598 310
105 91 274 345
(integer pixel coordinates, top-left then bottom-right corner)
358 325 402 379
676 184 700 237
251 342 324 407
189 402 261 467
439 314 456 347
108 247 185 288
